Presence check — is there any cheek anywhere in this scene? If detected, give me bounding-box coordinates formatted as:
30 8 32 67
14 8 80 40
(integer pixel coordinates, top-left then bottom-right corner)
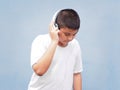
59 35 65 42
58 32 67 41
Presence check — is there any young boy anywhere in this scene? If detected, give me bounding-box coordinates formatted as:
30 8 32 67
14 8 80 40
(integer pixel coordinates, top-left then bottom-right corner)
28 8 83 90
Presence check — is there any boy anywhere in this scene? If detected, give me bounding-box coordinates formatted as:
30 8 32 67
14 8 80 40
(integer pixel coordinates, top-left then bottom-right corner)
28 8 83 90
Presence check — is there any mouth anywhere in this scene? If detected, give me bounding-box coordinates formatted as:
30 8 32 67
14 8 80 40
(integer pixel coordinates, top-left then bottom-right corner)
58 41 68 47
62 41 69 44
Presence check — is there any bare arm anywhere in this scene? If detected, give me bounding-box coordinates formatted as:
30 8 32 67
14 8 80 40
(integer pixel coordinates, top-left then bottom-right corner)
32 22 59 76
73 73 82 90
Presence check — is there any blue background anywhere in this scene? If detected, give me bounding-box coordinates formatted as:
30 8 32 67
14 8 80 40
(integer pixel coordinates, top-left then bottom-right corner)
0 0 120 90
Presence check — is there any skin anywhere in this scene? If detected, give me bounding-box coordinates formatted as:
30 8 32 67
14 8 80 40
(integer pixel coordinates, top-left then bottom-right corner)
32 22 82 90
73 73 82 90
58 27 78 47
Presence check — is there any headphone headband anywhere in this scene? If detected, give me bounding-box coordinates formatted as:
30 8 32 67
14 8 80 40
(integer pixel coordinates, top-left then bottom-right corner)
52 10 60 23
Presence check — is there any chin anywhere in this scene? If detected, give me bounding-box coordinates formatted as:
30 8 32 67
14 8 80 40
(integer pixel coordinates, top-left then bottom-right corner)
58 42 68 47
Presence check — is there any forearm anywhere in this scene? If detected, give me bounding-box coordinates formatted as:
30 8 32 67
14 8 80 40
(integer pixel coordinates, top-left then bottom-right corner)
73 73 82 90
33 41 58 76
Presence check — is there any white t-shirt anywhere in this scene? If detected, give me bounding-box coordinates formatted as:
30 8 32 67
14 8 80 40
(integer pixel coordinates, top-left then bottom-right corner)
28 34 83 90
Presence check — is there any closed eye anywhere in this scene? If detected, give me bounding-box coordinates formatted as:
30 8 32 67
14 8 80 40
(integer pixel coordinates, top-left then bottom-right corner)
64 33 71 36
64 32 77 37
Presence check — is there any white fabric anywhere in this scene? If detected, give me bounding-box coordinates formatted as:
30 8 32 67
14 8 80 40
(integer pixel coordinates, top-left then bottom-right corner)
28 34 83 90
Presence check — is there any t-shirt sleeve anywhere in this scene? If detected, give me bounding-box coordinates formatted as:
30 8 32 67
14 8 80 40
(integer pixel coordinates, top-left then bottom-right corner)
30 35 47 67
73 41 83 73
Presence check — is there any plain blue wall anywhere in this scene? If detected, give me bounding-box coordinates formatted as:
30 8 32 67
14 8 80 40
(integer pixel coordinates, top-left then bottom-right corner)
0 0 120 90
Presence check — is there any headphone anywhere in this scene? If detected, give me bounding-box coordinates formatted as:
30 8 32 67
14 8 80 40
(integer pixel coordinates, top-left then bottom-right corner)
52 10 60 29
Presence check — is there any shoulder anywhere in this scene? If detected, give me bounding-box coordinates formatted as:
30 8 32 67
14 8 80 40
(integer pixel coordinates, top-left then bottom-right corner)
32 34 50 43
69 39 82 51
70 39 80 46
34 34 50 40
32 34 51 46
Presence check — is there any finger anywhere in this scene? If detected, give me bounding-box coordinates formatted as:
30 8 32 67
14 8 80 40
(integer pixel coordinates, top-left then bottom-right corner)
56 29 60 33
49 21 54 31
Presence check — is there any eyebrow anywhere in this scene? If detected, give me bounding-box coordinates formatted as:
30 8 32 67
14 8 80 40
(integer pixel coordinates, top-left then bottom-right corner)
63 32 78 36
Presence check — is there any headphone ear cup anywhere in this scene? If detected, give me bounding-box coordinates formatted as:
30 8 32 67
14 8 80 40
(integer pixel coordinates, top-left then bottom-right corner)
54 23 58 29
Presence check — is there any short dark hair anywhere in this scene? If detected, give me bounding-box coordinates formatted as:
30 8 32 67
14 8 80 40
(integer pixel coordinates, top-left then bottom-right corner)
55 9 80 30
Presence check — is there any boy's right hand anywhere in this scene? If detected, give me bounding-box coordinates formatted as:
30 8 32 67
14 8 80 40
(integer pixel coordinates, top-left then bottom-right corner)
49 22 60 43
